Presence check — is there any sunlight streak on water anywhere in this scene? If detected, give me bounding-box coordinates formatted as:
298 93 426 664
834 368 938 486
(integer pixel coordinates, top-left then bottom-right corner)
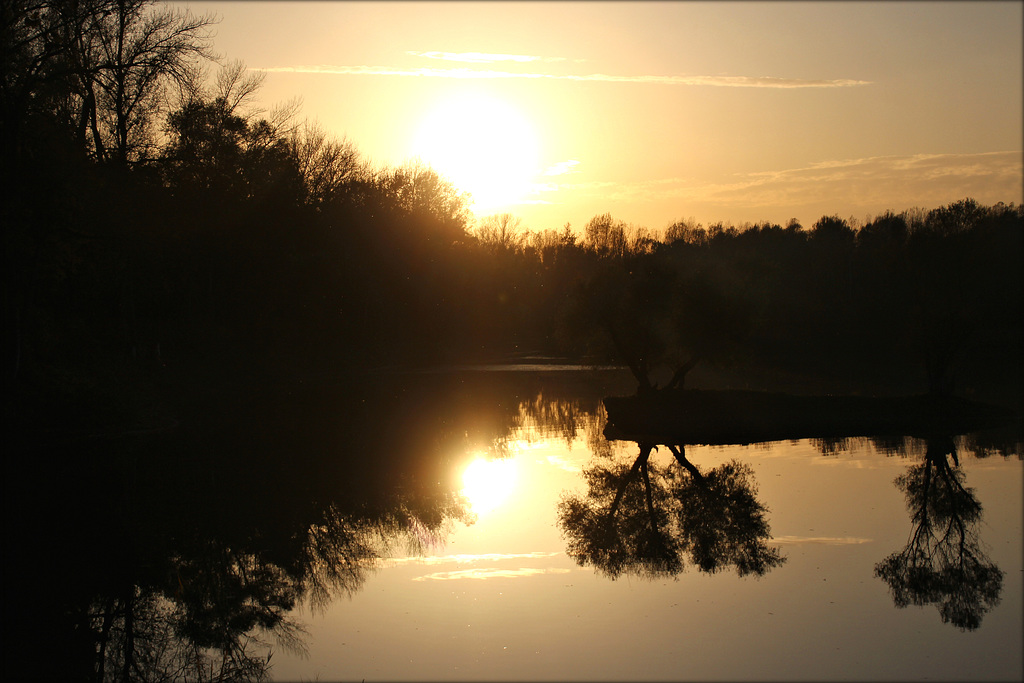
461 456 519 515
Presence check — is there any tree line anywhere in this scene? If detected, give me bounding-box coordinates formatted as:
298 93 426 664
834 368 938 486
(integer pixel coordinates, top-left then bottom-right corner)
4 0 1022 436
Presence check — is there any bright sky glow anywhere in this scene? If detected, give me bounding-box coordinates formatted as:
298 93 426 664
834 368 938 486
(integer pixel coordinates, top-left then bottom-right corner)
170 1 1024 231
410 92 541 213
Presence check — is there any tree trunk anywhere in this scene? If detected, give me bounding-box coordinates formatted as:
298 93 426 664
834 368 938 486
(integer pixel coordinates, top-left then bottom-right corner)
665 354 701 391
668 445 704 481
606 324 654 395
607 444 652 520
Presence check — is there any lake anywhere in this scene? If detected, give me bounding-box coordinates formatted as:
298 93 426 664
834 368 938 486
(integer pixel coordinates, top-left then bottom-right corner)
266 367 1022 682
7 367 1021 681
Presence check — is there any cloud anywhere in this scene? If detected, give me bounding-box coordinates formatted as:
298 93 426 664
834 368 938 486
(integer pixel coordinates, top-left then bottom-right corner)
550 151 1023 217
713 151 1024 209
771 536 873 545
384 551 572 581
636 75 870 88
407 51 564 64
543 160 580 176
412 567 572 581
386 551 561 566
256 64 870 88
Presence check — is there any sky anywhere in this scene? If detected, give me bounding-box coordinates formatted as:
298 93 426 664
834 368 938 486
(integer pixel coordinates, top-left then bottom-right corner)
168 1 1023 234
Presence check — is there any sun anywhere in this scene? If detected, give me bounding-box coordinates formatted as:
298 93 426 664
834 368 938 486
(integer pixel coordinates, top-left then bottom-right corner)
461 456 518 515
410 92 540 214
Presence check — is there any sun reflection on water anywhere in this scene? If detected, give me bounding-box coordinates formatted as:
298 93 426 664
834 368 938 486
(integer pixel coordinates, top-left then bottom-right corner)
461 456 518 515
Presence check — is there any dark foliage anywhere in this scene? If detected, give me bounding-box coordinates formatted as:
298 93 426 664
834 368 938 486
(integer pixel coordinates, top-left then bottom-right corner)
875 436 1004 631
558 443 785 579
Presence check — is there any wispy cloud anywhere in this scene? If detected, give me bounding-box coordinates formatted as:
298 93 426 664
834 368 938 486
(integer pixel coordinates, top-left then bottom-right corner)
386 551 561 566
543 160 580 176
772 536 873 545
743 152 1024 185
257 64 870 88
385 551 571 581
544 151 1023 216
413 567 572 581
711 151 1024 209
407 51 567 64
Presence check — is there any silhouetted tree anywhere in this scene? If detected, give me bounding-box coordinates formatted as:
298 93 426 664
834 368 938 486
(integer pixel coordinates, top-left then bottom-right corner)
874 436 1004 630
88 585 280 682
161 74 302 201
86 0 217 165
2 0 103 161
2 0 217 166
810 214 856 245
923 197 988 238
558 444 683 579
583 212 626 257
558 442 784 579
368 161 471 244
664 216 707 246
288 119 364 209
476 212 527 253
568 258 681 392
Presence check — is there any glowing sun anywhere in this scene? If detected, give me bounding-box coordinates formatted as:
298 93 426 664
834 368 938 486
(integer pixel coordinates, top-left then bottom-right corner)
410 93 540 213
461 456 518 515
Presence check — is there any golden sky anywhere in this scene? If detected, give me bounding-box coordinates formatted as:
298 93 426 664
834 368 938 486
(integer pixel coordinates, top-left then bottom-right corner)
172 1 1023 232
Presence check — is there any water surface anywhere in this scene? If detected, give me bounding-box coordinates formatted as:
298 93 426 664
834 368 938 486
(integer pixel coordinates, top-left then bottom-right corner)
8 367 1020 681
265 369 1022 682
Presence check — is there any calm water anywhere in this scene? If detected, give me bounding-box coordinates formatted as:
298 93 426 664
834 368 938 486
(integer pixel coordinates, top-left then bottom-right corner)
268 368 1022 682
9 368 1021 681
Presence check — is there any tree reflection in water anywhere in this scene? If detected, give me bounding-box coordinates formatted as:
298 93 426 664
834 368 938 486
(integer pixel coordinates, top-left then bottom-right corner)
11 371 1014 679
6 378 478 681
874 435 1004 631
9 369 636 681
558 442 785 579
87 560 302 682
75 493 470 681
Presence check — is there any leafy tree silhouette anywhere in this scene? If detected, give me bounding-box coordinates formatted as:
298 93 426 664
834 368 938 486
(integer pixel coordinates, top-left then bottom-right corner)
558 442 785 579
874 436 1004 631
